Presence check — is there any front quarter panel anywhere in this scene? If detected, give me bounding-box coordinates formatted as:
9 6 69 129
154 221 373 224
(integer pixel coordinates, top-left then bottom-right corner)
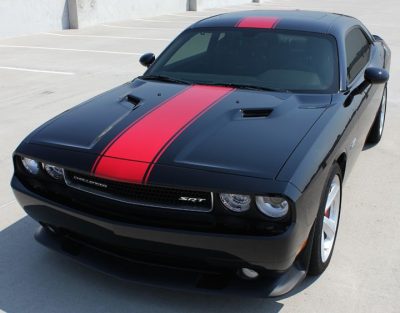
277 101 352 224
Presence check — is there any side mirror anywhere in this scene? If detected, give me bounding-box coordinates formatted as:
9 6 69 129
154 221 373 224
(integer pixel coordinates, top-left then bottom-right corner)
364 67 389 84
139 53 155 68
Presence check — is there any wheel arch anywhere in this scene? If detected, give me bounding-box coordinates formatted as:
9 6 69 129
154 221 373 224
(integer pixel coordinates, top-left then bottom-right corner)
336 152 347 179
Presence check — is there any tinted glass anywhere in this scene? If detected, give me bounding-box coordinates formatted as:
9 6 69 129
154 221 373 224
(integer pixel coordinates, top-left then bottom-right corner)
166 32 212 65
146 28 339 93
346 28 370 82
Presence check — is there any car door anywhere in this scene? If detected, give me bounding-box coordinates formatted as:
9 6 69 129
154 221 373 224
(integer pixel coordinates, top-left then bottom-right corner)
342 27 375 170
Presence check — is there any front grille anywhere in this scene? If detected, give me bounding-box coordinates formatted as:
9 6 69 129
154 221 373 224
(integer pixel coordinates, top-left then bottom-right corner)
64 171 213 212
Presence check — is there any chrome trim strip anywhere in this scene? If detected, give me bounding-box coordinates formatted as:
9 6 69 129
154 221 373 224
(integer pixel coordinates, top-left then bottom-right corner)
64 173 213 213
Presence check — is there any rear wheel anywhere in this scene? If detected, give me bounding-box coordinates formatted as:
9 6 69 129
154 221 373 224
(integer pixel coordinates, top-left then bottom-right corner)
309 163 342 275
367 85 387 144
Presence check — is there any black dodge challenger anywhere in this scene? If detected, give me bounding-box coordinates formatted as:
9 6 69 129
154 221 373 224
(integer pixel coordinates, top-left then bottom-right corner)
11 10 390 297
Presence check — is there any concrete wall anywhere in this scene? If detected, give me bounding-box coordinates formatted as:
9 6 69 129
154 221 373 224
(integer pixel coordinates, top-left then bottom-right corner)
189 0 252 11
0 0 256 38
0 0 69 38
68 0 188 29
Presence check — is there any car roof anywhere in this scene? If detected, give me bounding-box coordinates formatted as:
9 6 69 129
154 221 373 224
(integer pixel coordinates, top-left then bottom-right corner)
190 10 359 35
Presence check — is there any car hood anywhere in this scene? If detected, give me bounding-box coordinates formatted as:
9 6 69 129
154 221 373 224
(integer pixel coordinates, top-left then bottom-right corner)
28 79 330 180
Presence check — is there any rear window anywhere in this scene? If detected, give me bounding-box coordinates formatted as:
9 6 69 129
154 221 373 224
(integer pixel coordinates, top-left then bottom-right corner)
147 28 339 93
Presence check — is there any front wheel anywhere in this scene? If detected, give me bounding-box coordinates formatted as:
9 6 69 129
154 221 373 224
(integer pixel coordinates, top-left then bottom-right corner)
308 163 342 276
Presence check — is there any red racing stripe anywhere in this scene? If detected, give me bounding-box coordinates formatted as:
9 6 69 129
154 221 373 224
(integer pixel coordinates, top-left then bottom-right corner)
93 85 234 184
236 16 279 29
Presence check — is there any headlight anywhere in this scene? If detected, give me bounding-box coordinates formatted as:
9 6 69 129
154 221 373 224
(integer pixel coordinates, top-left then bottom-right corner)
43 163 64 180
21 157 40 175
220 193 251 212
255 196 289 218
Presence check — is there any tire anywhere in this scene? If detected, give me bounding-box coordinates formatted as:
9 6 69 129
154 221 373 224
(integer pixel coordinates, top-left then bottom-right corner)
308 163 342 276
367 85 387 144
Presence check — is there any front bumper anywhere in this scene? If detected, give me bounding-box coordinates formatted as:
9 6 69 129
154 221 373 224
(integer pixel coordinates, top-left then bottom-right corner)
12 175 310 297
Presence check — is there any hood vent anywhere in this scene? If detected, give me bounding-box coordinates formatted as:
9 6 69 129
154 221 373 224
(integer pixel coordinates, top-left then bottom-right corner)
126 94 141 107
241 108 272 118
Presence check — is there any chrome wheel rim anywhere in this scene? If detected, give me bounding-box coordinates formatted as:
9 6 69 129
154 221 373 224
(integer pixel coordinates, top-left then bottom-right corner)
321 174 341 263
379 88 387 136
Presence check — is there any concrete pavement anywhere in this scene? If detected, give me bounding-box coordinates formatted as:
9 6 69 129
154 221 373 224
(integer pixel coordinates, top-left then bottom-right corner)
0 1 399 312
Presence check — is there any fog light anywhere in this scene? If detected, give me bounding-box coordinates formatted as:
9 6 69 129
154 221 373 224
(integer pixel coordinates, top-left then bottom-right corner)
239 268 259 280
21 157 40 175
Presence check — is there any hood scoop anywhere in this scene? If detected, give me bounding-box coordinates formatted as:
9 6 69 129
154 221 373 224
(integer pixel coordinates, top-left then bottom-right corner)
125 94 141 107
241 108 272 118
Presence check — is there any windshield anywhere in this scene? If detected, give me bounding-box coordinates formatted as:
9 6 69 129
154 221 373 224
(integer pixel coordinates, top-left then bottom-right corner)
144 28 339 93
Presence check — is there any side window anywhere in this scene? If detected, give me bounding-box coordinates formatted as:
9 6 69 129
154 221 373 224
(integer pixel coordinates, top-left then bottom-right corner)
166 32 212 66
345 28 371 83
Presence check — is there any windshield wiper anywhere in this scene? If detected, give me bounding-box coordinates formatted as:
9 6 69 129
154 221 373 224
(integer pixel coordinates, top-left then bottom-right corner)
197 82 291 93
139 76 290 92
139 75 191 85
